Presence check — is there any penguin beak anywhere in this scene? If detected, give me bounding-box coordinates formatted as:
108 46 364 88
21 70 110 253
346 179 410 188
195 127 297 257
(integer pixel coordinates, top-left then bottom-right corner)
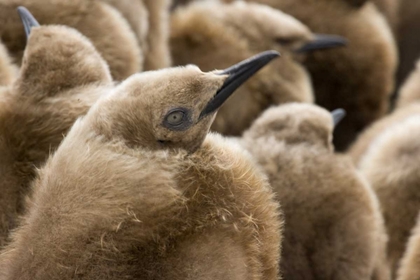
200 50 280 118
331 109 346 128
17 6 40 39
295 34 347 53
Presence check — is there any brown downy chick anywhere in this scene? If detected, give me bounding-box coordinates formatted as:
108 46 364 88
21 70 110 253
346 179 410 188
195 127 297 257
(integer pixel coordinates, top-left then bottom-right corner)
0 0 141 80
359 115 420 276
102 0 172 70
349 58 420 165
239 103 389 280
0 51 282 280
235 0 398 150
171 1 346 136
0 7 112 248
0 40 17 86
396 213 420 280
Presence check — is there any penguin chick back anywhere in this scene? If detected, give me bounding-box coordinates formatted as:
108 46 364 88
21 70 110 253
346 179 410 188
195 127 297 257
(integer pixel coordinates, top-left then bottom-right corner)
240 103 389 280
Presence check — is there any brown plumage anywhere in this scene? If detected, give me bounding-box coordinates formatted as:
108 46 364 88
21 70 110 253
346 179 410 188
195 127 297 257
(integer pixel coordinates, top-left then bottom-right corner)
0 8 112 248
359 115 420 277
103 0 172 70
239 103 389 280
0 0 141 80
396 213 420 280
171 1 346 136
349 58 420 165
0 52 283 279
371 0 399 32
233 0 397 150
0 40 17 86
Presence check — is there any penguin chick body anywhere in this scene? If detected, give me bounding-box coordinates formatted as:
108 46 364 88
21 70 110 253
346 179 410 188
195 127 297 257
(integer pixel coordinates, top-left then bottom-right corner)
0 40 17 86
237 0 397 150
103 0 172 70
171 1 345 136
359 115 420 276
349 59 420 165
0 53 282 280
240 103 389 280
0 0 141 80
0 11 112 248
396 213 420 280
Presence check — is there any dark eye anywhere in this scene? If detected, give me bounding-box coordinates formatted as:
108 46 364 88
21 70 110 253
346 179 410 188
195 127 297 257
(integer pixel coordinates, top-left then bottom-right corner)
166 111 185 125
276 38 294 45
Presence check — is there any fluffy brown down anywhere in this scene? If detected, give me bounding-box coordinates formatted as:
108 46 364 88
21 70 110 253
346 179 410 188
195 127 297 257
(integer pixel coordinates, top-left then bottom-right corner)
397 213 420 280
371 0 399 32
0 65 282 280
0 24 112 249
231 0 397 151
103 0 172 70
239 103 389 280
0 40 17 86
171 1 313 136
0 0 141 80
359 115 420 277
349 59 420 165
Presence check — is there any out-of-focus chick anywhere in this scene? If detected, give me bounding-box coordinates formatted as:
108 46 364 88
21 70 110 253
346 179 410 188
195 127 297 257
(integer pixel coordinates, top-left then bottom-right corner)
103 0 172 70
235 0 398 150
359 115 420 276
397 213 420 280
0 0 141 80
171 1 346 136
0 52 283 280
240 103 389 280
0 7 112 248
0 40 17 86
349 58 420 166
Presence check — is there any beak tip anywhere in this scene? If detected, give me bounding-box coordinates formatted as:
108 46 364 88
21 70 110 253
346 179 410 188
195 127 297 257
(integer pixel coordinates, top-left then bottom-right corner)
17 6 40 39
332 108 346 127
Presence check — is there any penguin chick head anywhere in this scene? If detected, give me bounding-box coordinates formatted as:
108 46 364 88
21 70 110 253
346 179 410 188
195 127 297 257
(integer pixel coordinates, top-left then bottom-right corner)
16 7 111 97
92 51 279 153
244 103 344 150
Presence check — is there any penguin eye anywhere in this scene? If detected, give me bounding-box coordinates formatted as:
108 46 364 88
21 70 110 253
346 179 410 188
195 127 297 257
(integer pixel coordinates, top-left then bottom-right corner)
166 111 184 125
162 108 192 131
276 38 294 45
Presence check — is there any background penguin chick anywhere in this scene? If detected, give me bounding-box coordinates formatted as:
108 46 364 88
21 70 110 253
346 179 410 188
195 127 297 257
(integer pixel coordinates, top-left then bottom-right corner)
0 0 141 80
359 115 420 277
102 0 172 70
235 0 398 151
0 19 112 248
396 213 420 280
171 1 317 136
239 103 389 280
0 61 282 280
0 40 17 86
349 59 420 166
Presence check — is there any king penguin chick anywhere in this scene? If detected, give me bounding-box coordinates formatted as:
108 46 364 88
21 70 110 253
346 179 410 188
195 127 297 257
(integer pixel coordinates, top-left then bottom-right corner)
102 0 172 70
0 0 141 80
239 103 389 280
349 58 420 166
359 115 420 276
171 1 347 136
0 51 283 280
0 7 112 248
233 0 398 150
396 213 420 280
0 40 17 86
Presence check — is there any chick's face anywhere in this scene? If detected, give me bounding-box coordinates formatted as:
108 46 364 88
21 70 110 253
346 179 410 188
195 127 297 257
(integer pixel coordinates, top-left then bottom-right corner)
109 66 227 153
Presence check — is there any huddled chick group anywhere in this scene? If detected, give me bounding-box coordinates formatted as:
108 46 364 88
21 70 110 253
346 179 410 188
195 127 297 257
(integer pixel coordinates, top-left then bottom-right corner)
0 0 420 279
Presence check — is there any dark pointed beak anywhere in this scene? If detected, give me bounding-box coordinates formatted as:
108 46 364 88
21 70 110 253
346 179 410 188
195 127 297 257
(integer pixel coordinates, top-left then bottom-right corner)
331 109 346 127
200 50 280 118
17 6 40 39
295 34 347 53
